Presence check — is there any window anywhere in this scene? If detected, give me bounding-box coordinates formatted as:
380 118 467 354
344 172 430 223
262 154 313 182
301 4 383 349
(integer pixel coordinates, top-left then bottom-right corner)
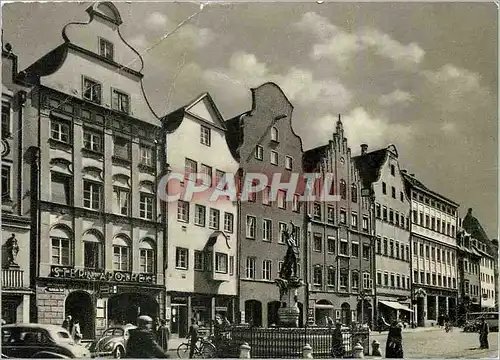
114 136 131 160
383 238 388 256
292 194 300 212
184 158 198 181
351 184 358 203
271 126 279 141
224 212 234 233
51 118 70 143
82 128 102 153
425 215 430 228
425 245 430 258
419 244 424 256
83 180 102 210
390 240 394 257
376 237 381 254
175 247 188 269
262 186 270 205
313 203 321 219
277 190 287 209
431 246 435 260
262 260 272 280
285 156 293 170
395 242 400 259
419 212 424 226
99 38 114 60
351 213 358 228
327 237 336 254
200 125 211 146
351 242 359 258
363 244 370 260
431 217 435 230
200 164 212 187
83 236 101 270
362 216 368 231
377 272 382 286
246 257 256 278
215 170 225 189
255 145 263 160
340 209 347 224
229 256 234 275
279 223 287 244
376 204 381 218
111 89 130 113
139 244 155 274
246 216 256 238
339 239 348 256
382 182 387 194
51 172 71 205
177 201 189 222
270 151 278 165
113 237 130 271
327 267 335 287
2 102 10 138
340 270 348 288
139 193 154 220
432 274 436 285
400 191 404 201
194 251 204 271
384 273 389 286
363 272 371 289
413 270 418 283
140 144 154 166
209 208 220 230
352 271 359 289
215 253 228 273
194 205 206 226
390 274 395 287
383 207 388 221
263 219 272 241
313 234 322 252
426 273 430 284
413 210 418 223
83 77 102 104
51 237 71 265
113 187 130 216
405 245 409 261
205 251 213 271
339 180 346 199
395 213 400 227
313 266 322 285
389 209 394 223
327 206 335 224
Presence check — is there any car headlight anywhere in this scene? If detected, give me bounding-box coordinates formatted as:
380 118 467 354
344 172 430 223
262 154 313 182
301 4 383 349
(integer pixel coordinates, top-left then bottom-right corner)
103 343 114 351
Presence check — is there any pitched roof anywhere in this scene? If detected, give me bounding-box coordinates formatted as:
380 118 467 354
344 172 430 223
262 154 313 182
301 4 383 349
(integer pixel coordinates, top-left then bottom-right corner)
303 144 329 172
462 209 495 256
352 148 387 188
402 172 459 206
224 111 250 162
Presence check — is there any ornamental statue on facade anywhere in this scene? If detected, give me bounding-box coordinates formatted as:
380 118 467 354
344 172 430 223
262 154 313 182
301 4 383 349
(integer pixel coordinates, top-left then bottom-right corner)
5 234 20 268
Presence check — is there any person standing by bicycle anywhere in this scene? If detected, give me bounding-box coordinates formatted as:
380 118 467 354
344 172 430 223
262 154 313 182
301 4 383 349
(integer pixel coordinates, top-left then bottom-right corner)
125 315 169 358
188 318 199 359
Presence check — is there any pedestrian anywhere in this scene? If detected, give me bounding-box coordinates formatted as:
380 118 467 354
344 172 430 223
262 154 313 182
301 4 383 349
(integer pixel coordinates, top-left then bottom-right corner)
385 321 404 358
156 319 171 352
125 315 168 358
331 322 344 358
479 318 489 349
71 319 83 345
188 318 199 359
62 315 72 333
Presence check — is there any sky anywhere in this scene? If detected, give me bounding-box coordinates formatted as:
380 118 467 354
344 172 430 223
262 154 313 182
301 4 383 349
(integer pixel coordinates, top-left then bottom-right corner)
2 1 498 237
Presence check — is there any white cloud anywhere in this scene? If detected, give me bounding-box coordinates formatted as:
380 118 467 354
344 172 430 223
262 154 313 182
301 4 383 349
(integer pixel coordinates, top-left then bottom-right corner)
379 90 414 107
146 12 169 29
295 12 425 68
176 25 216 48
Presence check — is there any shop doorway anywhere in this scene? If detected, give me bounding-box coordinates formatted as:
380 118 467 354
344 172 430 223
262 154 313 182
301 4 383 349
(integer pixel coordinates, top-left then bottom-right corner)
244 300 262 327
171 304 188 338
65 291 94 339
107 293 159 325
341 302 351 326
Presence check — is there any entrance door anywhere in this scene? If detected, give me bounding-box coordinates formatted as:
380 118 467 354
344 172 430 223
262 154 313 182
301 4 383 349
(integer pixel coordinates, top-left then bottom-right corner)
107 293 159 325
171 305 188 337
417 297 425 327
65 291 94 339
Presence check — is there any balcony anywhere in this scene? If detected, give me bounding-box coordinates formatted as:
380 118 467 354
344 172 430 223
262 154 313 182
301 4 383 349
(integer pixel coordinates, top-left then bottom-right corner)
2 268 24 288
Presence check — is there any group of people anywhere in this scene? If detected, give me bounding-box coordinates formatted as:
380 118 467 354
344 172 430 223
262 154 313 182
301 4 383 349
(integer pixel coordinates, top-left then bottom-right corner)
61 315 82 344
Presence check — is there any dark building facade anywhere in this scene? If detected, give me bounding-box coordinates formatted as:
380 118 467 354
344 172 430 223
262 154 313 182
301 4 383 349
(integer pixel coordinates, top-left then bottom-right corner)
225 82 305 327
303 118 374 327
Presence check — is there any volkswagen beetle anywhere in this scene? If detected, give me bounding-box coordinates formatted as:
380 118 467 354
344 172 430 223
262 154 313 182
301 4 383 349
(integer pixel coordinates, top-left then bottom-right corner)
89 324 136 359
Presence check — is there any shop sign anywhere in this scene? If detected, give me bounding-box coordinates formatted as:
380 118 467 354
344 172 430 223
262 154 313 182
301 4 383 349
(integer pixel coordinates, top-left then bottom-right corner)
50 266 155 284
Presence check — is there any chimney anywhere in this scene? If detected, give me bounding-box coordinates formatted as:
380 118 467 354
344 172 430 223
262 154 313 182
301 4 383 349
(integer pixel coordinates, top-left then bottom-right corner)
361 144 368 155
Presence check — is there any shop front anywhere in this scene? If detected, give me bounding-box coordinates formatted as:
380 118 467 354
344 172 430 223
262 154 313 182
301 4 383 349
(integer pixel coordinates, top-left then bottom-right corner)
37 266 165 338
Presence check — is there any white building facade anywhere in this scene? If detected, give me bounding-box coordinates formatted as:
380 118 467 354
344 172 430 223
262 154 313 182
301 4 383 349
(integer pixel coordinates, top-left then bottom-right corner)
479 253 496 310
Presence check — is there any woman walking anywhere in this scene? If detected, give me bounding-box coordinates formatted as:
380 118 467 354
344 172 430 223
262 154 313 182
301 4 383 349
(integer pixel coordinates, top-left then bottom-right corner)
385 321 404 358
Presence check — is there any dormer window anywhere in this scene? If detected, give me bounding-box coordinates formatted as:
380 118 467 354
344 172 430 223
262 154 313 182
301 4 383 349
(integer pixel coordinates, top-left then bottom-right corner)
271 127 279 142
99 38 114 61
83 77 102 104
112 89 130 114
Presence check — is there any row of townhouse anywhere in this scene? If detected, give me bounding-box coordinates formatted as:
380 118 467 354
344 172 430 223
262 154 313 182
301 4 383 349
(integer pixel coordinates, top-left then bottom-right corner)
2 2 497 339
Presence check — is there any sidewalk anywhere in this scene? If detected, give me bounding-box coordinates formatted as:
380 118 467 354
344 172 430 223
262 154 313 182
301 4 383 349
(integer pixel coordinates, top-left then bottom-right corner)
370 326 443 336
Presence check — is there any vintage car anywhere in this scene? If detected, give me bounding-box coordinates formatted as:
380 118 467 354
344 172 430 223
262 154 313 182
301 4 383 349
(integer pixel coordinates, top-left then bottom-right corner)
89 324 136 358
1 324 90 358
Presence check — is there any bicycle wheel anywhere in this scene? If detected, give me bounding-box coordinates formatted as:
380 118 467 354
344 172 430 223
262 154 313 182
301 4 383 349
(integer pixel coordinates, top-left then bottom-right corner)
177 343 190 358
200 342 217 358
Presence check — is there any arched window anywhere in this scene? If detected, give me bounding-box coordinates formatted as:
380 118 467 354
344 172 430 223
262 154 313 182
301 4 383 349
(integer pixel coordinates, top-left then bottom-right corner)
139 239 155 274
340 180 346 200
351 184 358 203
82 230 103 269
271 127 279 142
113 235 130 271
50 226 72 266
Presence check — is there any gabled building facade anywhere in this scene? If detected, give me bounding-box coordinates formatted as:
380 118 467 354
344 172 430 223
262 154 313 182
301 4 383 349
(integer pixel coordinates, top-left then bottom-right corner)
304 119 374 327
161 93 239 338
402 172 459 326
354 145 412 324
456 229 482 317
20 2 164 338
225 83 305 328
1 43 34 324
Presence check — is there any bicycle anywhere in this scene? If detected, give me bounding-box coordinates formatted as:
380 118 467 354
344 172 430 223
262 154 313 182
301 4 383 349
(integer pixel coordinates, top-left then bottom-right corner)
177 337 217 358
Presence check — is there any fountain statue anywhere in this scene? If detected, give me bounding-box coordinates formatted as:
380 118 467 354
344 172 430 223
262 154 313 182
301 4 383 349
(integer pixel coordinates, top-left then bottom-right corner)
275 221 304 327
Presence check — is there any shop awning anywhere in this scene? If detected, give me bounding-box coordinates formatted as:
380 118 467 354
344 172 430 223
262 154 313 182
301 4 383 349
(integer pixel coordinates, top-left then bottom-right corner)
379 300 413 312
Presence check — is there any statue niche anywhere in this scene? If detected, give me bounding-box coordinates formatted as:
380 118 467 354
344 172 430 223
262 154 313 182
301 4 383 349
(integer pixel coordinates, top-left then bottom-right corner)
3 234 20 268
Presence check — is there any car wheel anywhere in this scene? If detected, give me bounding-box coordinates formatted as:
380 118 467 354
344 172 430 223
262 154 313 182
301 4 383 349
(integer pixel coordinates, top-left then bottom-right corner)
113 346 124 359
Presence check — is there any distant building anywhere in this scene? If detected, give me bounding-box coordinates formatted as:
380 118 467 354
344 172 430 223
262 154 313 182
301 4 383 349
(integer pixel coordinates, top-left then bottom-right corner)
20 3 164 338
354 144 412 325
1 43 33 323
456 230 482 316
225 83 305 327
402 172 459 326
304 118 374 327
161 93 239 338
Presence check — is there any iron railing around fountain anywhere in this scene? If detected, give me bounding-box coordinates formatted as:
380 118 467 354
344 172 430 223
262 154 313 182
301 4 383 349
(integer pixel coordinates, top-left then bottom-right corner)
218 325 370 358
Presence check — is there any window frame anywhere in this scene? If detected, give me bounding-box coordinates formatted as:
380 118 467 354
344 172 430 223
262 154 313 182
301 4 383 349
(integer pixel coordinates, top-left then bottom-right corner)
83 180 103 210
111 88 131 114
99 37 114 60
175 247 189 270
139 193 154 220
200 125 211 146
82 76 102 104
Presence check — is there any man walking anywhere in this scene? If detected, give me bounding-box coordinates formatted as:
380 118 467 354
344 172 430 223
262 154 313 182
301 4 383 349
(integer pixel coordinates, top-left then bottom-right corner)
188 318 199 359
125 315 169 358
479 318 489 349
156 319 171 352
